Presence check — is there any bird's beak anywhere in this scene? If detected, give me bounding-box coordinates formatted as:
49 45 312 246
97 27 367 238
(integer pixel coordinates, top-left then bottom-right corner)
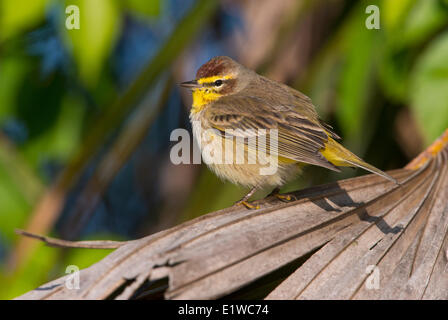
180 80 200 90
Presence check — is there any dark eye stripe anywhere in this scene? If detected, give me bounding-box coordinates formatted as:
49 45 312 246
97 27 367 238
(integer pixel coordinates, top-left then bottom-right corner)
203 79 226 87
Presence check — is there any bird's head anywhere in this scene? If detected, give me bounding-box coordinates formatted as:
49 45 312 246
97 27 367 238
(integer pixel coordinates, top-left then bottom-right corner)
180 56 249 113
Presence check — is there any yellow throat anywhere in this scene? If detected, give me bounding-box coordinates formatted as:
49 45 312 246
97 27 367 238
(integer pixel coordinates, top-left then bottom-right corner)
191 75 233 114
192 89 222 113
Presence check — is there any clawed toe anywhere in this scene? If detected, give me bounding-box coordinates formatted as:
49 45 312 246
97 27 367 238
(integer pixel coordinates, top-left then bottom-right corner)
234 200 260 210
274 193 294 202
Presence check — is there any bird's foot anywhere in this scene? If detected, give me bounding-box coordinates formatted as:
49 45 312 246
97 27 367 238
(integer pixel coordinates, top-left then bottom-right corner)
234 200 260 210
234 187 260 209
274 193 293 202
268 187 294 202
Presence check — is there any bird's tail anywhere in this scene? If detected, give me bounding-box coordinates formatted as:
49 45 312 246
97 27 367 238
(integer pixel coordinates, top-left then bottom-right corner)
320 137 398 184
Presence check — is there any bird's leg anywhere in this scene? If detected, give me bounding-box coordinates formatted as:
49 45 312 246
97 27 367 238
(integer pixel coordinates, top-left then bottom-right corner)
234 187 260 210
267 187 293 202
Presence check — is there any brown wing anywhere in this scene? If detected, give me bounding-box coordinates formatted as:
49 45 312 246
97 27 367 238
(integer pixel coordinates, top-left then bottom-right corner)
205 94 341 172
281 82 341 140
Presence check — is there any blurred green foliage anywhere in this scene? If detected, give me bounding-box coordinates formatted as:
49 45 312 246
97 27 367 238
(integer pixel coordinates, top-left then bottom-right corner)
410 32 448 143
0 0 447 299
64 0 121 87
0 0 48 41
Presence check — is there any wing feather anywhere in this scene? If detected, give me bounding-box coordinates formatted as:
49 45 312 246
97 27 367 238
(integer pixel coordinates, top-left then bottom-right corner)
205 95 340 172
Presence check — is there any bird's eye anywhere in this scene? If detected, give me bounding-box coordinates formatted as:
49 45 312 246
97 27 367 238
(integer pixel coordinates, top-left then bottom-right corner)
214 79 223 87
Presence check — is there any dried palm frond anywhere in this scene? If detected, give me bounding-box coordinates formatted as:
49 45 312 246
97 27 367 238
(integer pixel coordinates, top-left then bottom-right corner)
16 129 448 300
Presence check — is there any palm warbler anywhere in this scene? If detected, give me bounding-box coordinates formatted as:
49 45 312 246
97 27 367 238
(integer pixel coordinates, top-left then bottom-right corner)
181 56 397 209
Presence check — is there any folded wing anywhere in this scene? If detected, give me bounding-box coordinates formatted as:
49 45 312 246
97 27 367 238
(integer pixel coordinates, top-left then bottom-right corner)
205 95 341 172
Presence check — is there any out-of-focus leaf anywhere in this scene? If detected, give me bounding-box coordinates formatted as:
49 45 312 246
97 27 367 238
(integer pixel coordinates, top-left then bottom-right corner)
379 0 448 102
22 93 85 168
0 58 30 119
0 0 48 41
0 136 43 205
410 32 448 144
11 70 85 174
0 163 32 239
382 0 415 31
336 9 379 152
399 0 448 47
124 0 160 18
301 38 342 120
0 242 57 299
63 0 120 87
50 94 85 161
15 72 65 141
378 47 411 102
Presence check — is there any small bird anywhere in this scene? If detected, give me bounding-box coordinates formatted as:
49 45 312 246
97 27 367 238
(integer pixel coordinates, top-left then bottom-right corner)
181 56 397 209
